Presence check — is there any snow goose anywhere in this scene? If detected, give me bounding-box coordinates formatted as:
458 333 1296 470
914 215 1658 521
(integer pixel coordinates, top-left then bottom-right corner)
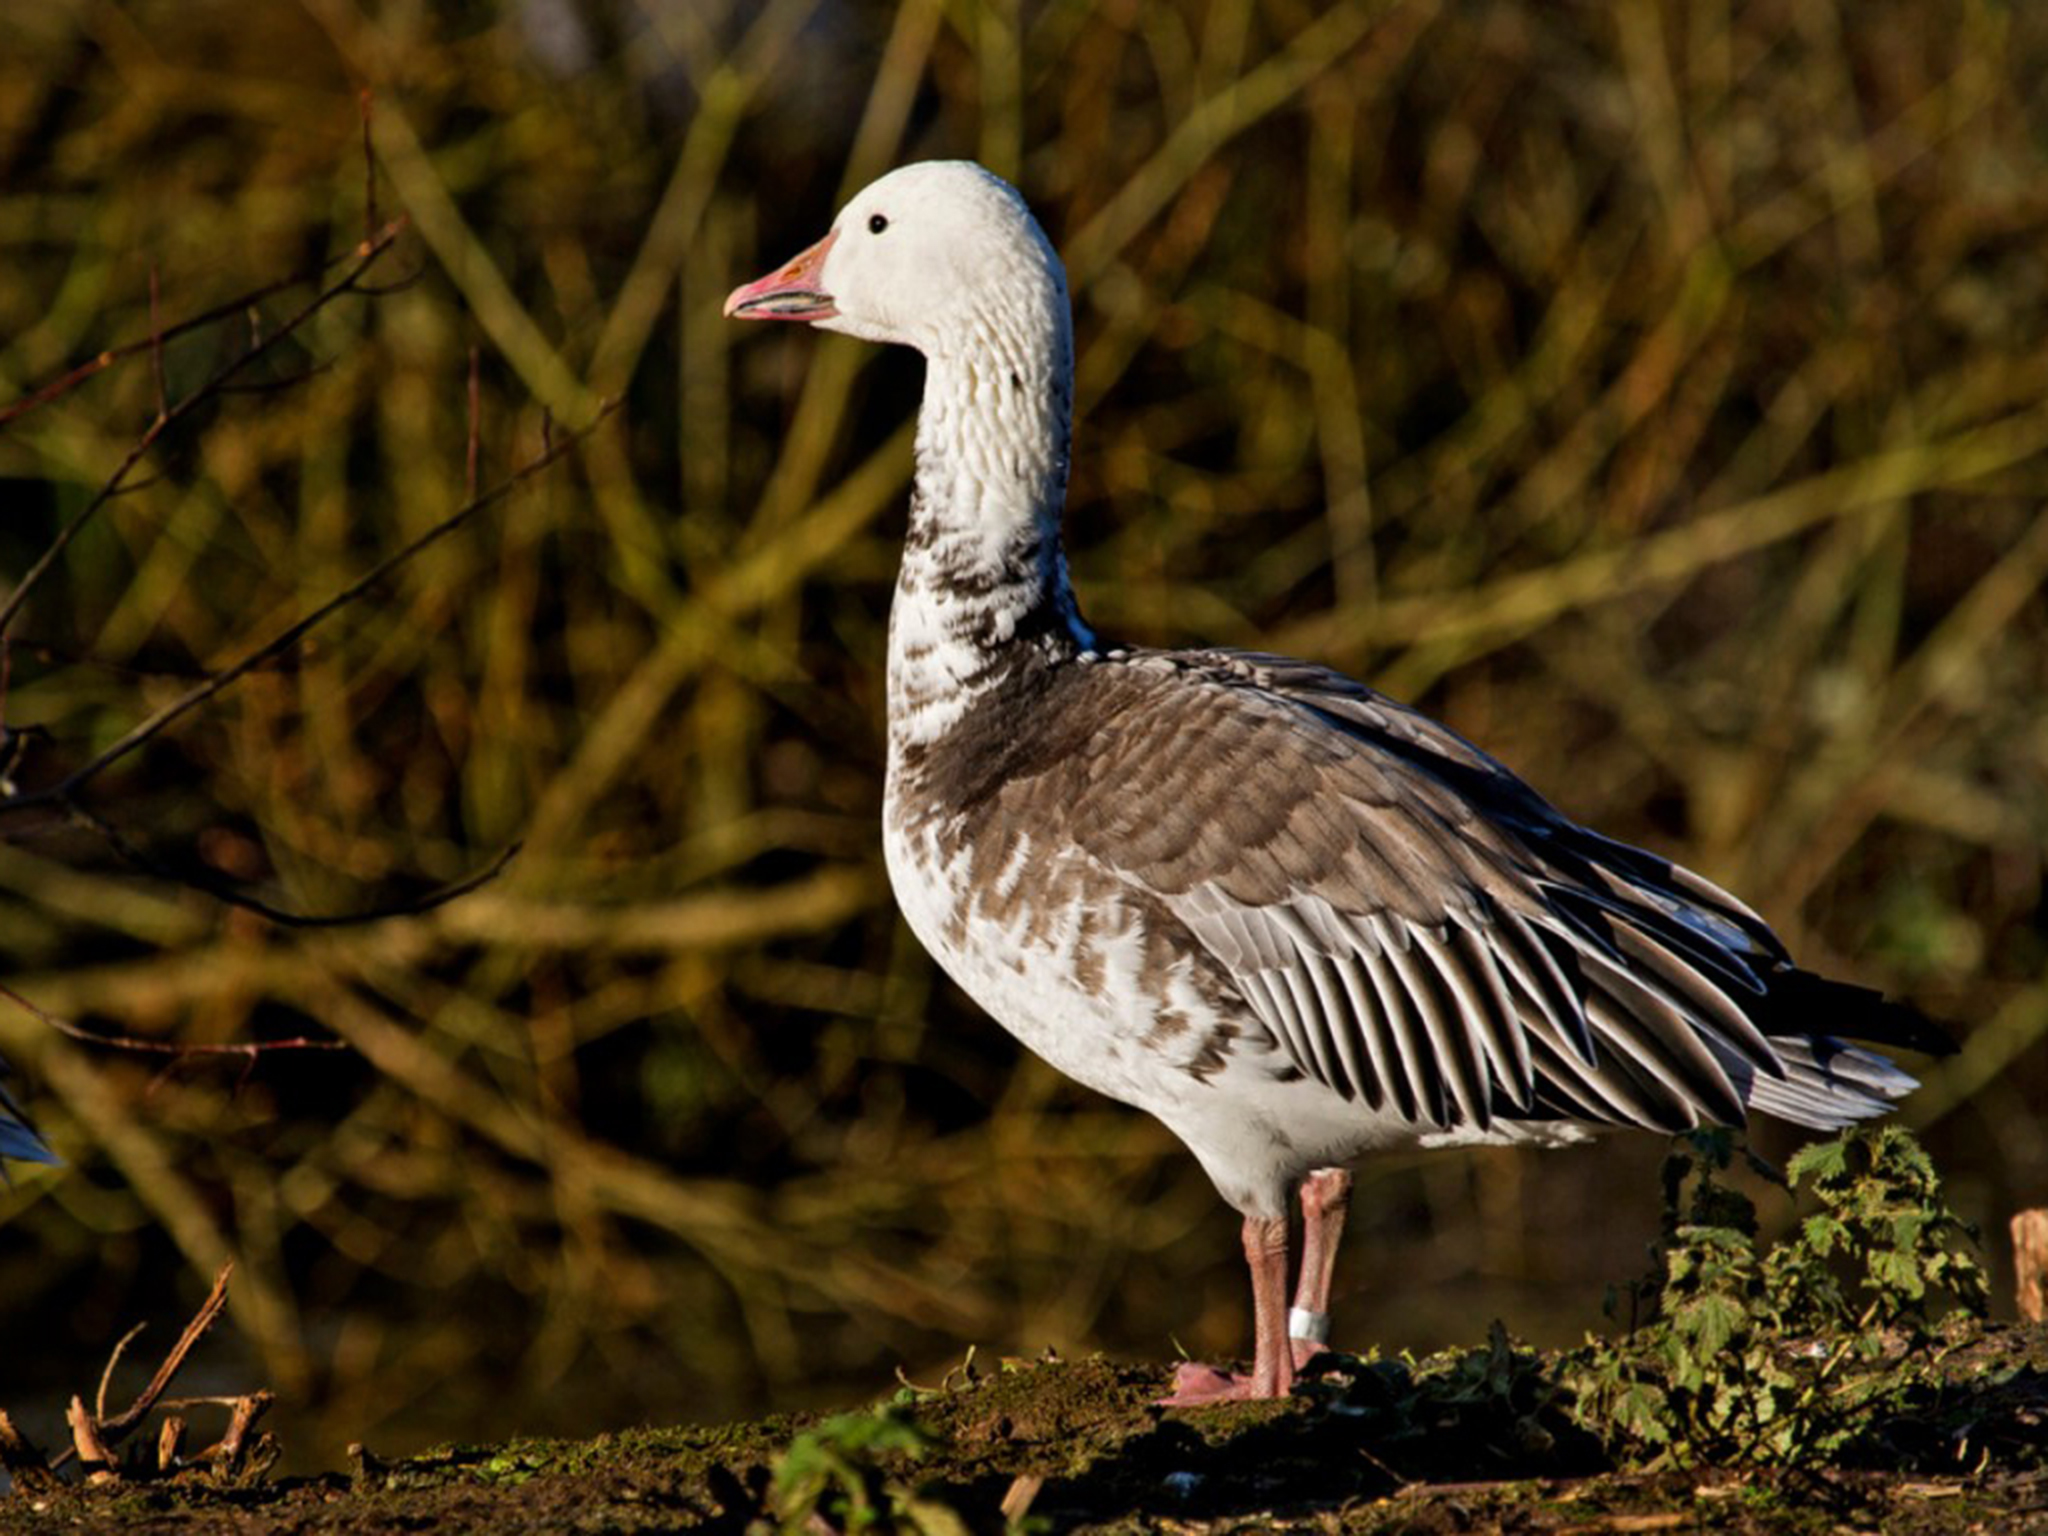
725 160 1945 1404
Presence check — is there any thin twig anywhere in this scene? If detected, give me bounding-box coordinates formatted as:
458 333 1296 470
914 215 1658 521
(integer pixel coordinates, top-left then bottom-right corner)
94 1262 234 1442
46 1264 238 1473
344 264 430 300
214 358 336 395
102 470 167 497
0 980 347 1059
61 796 523 929
0 395 616 820
95 1323 149 1422
0 226 399 433
0 217 408 640
155 1395 275 1411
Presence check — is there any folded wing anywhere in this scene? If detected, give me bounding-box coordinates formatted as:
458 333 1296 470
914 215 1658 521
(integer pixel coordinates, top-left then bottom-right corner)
1027 648 1931 1135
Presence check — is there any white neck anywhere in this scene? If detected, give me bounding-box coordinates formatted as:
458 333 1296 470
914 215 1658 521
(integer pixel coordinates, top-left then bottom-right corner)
887 306 1093 749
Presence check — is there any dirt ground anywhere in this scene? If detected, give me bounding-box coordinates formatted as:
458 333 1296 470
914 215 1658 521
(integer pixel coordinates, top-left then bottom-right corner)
3 1325 2044 1535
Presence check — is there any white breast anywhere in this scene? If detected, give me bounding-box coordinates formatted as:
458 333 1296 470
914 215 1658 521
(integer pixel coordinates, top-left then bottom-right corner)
880 802 1178 1106
879 782 1530 1217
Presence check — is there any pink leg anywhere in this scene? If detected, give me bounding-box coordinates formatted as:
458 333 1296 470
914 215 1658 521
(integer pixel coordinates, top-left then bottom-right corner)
1289 1166 1352 1367
1160 1213 1294 1406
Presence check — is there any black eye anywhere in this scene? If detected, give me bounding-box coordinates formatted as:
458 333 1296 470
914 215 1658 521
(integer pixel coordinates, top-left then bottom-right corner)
868 213 889 234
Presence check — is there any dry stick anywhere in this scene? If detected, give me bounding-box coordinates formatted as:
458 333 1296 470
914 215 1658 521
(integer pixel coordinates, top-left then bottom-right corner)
156 1416 185 1474
0 395 618 824
64 1399 115 1482
0 217 408 643
0 979 345 1062
0 1413 61 1493
2014 1210 2048 1324
95 1261 234 1441
45 1262 236 1474
1000 1474 1044 1525
210 1391 273 1472
94 1323 150 1422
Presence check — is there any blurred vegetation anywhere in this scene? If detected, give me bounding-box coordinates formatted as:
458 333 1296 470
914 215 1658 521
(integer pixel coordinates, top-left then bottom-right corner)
0 0 2044 1476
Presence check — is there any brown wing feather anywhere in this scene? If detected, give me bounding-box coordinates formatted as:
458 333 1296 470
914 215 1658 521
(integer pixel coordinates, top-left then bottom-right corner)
904 644 1916 1134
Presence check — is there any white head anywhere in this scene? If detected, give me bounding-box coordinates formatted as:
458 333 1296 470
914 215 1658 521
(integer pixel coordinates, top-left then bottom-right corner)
725 161 1068 360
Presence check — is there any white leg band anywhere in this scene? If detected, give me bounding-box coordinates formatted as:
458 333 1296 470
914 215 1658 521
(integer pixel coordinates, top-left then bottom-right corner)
1288 1306 1330 1344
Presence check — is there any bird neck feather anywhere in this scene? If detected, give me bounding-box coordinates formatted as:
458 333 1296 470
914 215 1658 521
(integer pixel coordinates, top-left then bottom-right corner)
889 303 1093 746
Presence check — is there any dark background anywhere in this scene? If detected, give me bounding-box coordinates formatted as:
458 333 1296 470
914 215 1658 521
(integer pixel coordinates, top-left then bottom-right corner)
0 0 2043 1474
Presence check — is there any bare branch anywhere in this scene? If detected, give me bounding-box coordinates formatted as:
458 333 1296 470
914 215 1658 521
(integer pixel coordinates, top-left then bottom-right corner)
0 219 407 436
0 394 617 820
0 981 347 1060
43 1263 238 1476
95 1324 149 1422
11 1265 280 1488
59 796 522 928
344 264 430 299
94 1262 234 1442
213 358 337 396
0 217 408 640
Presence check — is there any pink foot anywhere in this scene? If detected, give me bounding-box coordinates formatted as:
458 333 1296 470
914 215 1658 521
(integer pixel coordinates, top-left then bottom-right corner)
1290 1337 1328 1371
1157 1361 1284 1407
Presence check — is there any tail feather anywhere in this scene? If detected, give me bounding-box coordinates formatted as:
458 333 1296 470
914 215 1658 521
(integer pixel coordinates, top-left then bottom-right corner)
1750 967 1956 1059
1707 1031 1920 1131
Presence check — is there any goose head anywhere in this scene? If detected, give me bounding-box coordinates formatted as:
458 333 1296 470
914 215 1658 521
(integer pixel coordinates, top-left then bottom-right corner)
724 161 1068 361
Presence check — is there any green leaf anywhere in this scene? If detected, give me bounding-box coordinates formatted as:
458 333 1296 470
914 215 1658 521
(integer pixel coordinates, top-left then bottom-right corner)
1870 1247 1927 1300
1610 1381 1672 1446
1788 1139 1849 1185
1800 1213 1848 1256
1672 1292 1745 1358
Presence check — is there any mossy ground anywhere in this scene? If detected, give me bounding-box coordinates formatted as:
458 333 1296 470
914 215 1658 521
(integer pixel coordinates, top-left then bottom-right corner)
4 1326 2042 1535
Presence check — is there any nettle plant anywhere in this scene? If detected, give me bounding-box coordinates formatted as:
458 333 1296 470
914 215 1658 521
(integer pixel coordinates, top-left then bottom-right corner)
1569 1125 1989 1467
768 1403 969 1536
